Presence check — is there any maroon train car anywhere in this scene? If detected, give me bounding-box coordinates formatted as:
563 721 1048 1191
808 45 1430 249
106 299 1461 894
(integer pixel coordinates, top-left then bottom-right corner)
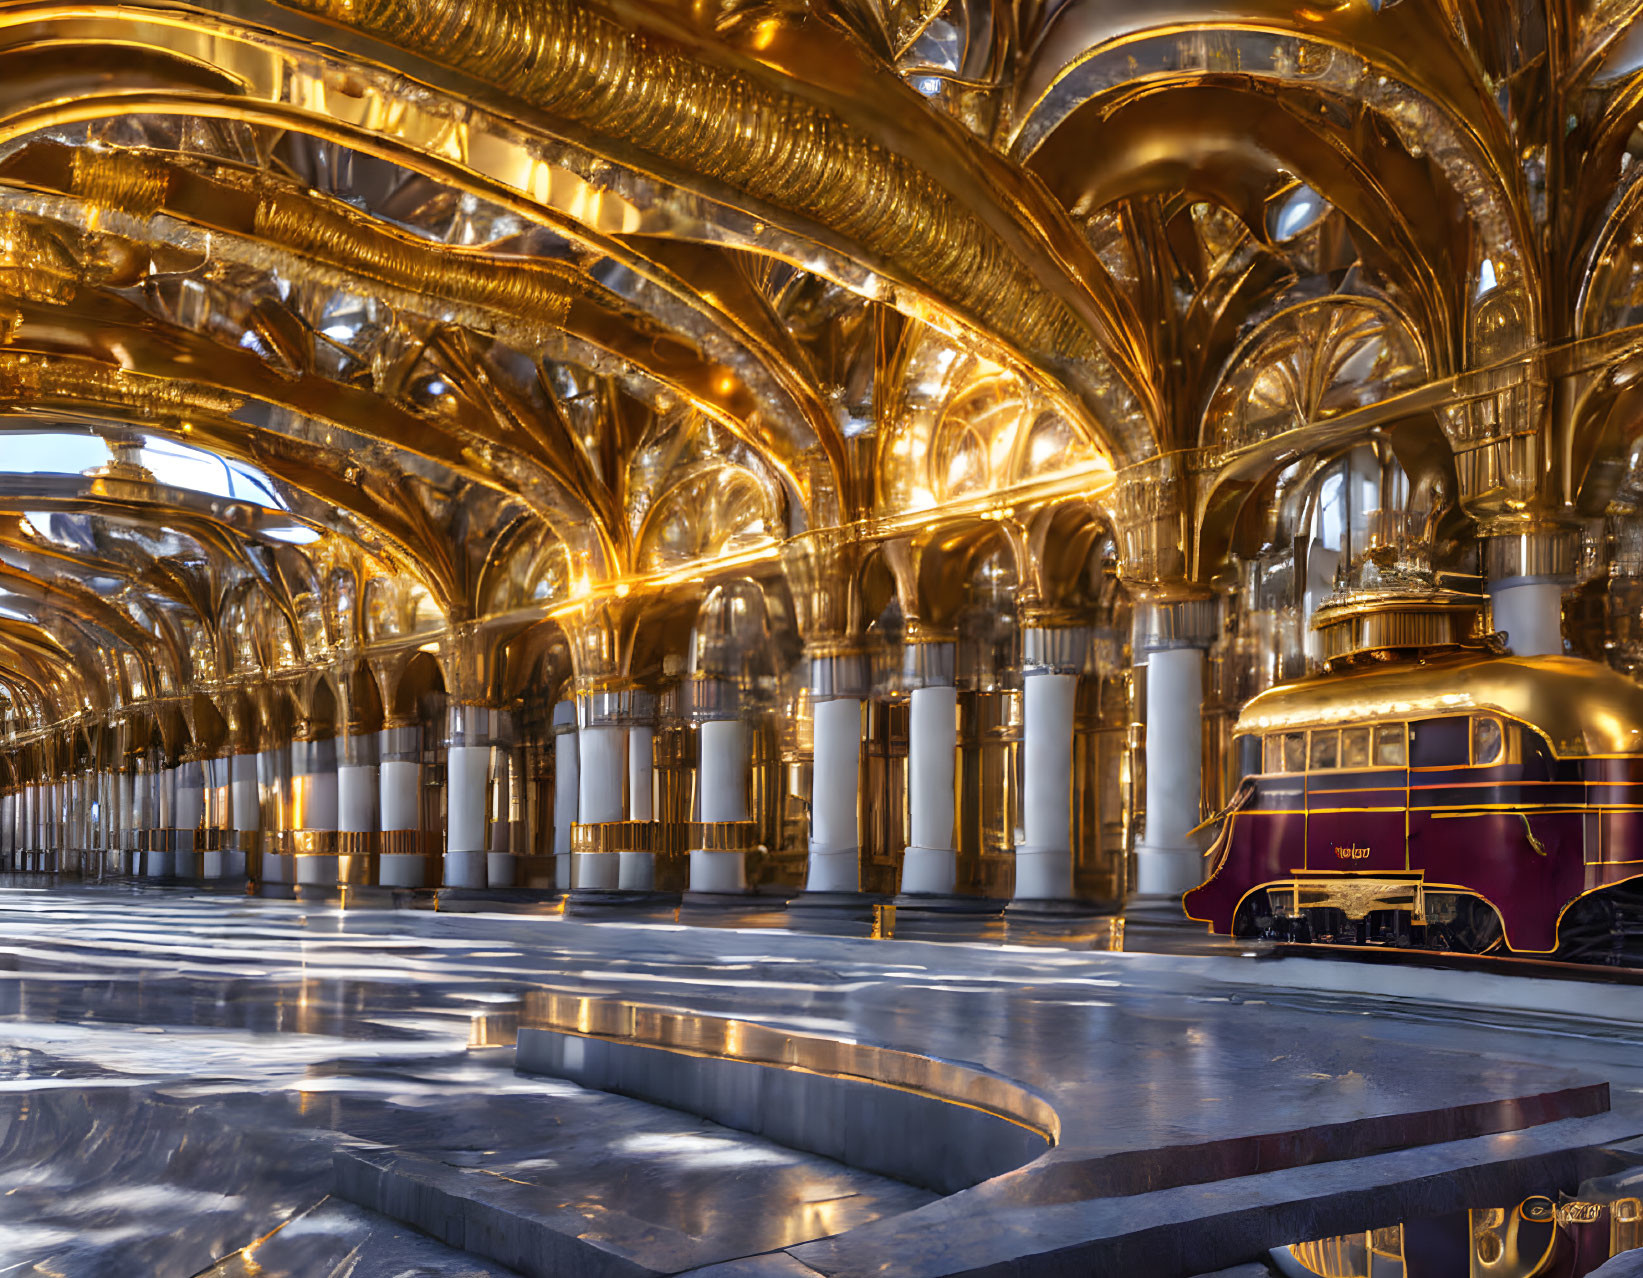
1184 652 1643 958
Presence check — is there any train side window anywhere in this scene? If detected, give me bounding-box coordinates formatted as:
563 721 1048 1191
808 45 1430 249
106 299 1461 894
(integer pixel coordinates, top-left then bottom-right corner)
1471 715 1503 766
1308 728 1339 770
1341 726 1370 768
1410 716 1470 767
1263 734 1281 773
1281 731 1306 772
1374 724 1406 766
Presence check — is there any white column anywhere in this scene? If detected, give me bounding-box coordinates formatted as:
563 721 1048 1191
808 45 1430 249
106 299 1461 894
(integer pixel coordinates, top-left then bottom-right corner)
58 775 69 867
338 760 378 831
227 752 256 879
445 744 491 888
378 724 424 888
1302 542 1342 668
173 760 205 879
552 701 578 892
0 792 12 867
127 766 148 875
1136 646 1207 897
805 697 861 894
257 746 293 884
575 723 625 889
691 718 749 893
230 753 259 835
97 770 113 871
1490 581 1565 657
76 772 91 872
30 781 41 870
902 684 959 895
58 775 72 872
20 783 32 868
338 733 378 887
38 780 50 869
1016 672 1076 901
87 772 101 868
619 724 655 891
479 742 512 893
198 757 231 879
31 782 45 870
292 740 339 827
629 728 654 821
149 765 176 877
292 738 339 886
115 769 134 873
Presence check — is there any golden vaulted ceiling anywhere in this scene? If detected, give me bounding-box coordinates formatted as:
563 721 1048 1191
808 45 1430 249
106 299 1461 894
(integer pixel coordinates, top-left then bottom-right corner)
7 0 1643 756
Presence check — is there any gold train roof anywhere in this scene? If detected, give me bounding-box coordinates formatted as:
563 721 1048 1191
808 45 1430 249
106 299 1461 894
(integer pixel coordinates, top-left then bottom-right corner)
1236 653 1643 759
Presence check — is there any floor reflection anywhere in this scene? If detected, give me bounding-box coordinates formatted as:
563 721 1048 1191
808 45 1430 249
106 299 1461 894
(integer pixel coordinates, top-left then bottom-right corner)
0 888 939 1276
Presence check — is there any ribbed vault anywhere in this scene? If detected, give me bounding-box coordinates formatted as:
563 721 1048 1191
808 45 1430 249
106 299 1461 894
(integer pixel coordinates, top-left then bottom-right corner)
10 0 1643 907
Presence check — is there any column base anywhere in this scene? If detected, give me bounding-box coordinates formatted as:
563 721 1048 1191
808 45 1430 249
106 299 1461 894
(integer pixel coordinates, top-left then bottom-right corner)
436 887 562 914
564 887 678 917
617 851 654 891
379 852 431 888
487 852 517 889
784 889 886 937
678 889 771 915
259 852 295 884
200 850 248 880
802 844 859 895
295 854 340 886
688 848 746 894
1002 897 1116 920
573 852 618 891
1011 845 1073 903
893 892 1006 917
444 849 487 888
899 846 957 896
1135 844 1203 898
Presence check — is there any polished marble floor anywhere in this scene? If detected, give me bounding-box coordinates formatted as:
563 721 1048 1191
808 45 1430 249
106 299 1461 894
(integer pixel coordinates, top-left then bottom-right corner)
0 881 1639 1276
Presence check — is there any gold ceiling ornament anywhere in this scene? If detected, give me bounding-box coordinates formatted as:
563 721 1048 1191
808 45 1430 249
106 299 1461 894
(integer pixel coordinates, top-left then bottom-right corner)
269 0 1154 431
67 146 168 222
277 0 1080 350
0 352 244 421
250 189 575 329
7 0 1643 807
0 209 84 305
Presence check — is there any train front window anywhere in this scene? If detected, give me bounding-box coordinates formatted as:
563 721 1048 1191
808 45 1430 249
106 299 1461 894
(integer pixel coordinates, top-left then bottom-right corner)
1472 715 1503 766
1410 716 1470 767
1281 732 1305 772
1341 726 1370 768
1308 728 1339 770
1374 723 1406 766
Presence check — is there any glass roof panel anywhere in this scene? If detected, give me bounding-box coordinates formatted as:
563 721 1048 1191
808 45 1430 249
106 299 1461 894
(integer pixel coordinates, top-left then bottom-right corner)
0 431 110 475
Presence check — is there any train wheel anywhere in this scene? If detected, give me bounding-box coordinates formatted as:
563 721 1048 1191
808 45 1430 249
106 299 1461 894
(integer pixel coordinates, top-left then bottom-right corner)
1422 896 1503 956
1555 883 1643 966
1233 890 1311 943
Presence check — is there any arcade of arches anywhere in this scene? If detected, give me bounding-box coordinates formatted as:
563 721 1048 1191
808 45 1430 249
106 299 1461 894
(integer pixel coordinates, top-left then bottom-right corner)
5 0 1643 912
